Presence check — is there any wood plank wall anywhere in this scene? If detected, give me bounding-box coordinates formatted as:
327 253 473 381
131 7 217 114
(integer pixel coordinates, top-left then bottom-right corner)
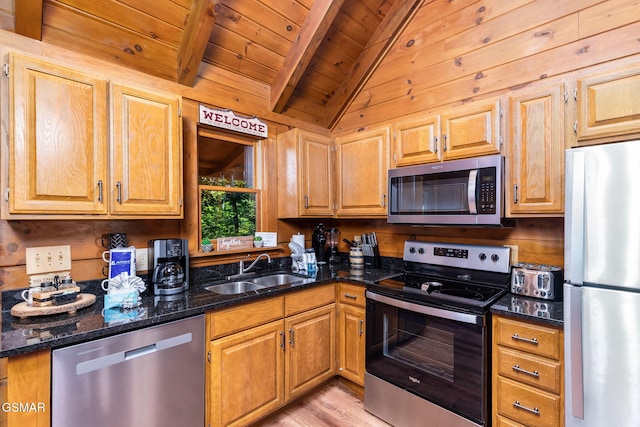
2 0 639 290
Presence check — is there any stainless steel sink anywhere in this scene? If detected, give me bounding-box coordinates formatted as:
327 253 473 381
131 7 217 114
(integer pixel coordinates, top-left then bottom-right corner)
205 281 266 294
249 273 310 287
205 273 312 295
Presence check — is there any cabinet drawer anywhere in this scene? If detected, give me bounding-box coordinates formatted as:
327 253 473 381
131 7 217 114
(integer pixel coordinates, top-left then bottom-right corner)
209 296 284 339
496 377 562 427
496 414 528 427
337 283 366 307
494 316 562 360
496 346 562 394
285 284 335 316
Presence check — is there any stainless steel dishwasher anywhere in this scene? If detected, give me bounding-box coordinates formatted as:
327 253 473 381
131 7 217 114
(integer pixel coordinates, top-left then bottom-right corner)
52 315 205 427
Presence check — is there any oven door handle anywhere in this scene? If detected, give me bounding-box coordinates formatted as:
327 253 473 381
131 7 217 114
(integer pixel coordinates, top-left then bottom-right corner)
366 291 483 326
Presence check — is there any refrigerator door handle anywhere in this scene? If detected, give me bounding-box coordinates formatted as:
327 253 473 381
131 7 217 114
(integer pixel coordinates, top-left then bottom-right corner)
565 283 585 419
565 150 585 285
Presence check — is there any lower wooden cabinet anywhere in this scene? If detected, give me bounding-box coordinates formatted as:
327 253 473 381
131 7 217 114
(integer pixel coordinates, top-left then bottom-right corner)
207 285 336 427
492 315 564 427
336 283 366 386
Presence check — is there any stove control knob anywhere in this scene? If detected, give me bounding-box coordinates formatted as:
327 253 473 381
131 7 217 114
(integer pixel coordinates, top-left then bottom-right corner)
409 247 416 254
479 253 487 261
418 248 425 254
491 254 500 262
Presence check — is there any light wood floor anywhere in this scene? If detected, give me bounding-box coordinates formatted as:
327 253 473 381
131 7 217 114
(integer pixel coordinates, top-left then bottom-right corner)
255 380 392 426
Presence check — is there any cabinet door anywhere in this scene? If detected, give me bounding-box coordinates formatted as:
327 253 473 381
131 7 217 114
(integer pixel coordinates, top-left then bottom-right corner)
392 113 441 166
209 320 285 427
284 304 335 401
507 83 565 216
441 98 502 161
335 126 389 216
7 53 108 215
110 83 182 216
299 130 334 216
337 304 365 386
576 63 640 144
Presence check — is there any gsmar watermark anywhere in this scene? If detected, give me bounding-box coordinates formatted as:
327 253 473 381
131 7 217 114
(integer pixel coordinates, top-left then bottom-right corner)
2 402 47 412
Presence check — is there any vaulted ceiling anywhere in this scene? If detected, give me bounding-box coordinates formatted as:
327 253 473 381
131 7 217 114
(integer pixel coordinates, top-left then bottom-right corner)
14 0 424 129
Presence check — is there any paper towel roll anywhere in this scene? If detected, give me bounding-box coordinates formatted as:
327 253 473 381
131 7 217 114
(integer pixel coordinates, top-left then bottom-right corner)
291 233 305 249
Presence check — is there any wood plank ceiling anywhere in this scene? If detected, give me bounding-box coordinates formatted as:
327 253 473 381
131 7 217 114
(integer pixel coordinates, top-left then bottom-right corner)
14 0 424 129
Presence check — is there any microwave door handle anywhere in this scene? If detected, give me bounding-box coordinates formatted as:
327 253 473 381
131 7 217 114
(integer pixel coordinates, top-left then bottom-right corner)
468 169 478 214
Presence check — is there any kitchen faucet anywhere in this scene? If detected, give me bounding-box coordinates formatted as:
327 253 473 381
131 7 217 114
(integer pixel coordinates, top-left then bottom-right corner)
239 253 271 273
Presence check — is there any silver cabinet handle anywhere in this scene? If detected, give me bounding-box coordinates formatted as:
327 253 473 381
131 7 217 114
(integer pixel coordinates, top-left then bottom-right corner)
513 184 519 204
443 134 448 151
359 319 364 336
303 195 309 209
381 193 387 208
511 333 538 345
433 136 438 153
513 400 540 416
279 331 285 350
116 181 122 203
288 328 294 347
343 293 357 299
512 364 540 378
97 180 103 203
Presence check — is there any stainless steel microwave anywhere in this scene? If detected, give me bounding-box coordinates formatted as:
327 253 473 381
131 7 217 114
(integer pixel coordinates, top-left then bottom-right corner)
387 154 504 226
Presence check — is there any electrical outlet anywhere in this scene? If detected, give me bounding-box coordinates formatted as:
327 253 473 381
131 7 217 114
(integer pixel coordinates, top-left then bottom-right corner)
26 245 72 275
504 245 519 265
136 248 149 272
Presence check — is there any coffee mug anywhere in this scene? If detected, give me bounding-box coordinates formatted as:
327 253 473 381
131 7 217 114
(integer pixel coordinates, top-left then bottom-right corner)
21 287 42 305
101 233 128 249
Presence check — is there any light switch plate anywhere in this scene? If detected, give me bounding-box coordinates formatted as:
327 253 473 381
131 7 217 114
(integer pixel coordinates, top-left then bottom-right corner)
26 245 72 275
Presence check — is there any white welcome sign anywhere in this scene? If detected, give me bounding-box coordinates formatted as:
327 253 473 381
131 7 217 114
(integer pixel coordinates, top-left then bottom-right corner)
199 104 268 138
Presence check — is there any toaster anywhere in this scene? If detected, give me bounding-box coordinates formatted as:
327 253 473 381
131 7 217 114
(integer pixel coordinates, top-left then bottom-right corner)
510 263 563 301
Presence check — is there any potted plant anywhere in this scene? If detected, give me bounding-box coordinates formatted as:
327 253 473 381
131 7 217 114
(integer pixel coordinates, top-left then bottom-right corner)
253 235 264 248
201 238 213 252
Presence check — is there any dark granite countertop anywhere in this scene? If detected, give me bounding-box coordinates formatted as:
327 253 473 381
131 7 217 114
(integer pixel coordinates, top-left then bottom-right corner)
0 264 402 358
491 293 563 328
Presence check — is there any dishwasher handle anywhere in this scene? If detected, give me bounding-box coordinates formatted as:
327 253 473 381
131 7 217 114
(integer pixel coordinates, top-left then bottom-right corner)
76 332 193 375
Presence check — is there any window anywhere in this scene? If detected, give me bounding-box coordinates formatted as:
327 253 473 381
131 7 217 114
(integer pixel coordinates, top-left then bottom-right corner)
198 130 259 247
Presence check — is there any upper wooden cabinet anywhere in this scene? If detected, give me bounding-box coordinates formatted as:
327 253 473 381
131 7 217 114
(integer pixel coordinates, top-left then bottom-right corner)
575 62 640 145
2 53 183 219
5 53 108 216
110 83 182 216
335 126 390 216
506 81 566 216
392 113 441 167
441 98 503 161
277 128 334 218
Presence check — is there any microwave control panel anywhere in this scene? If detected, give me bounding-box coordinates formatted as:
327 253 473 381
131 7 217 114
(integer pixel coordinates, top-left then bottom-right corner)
478 169 496 214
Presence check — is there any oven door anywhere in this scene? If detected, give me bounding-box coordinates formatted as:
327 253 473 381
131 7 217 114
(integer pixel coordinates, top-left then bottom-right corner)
366 291 488 425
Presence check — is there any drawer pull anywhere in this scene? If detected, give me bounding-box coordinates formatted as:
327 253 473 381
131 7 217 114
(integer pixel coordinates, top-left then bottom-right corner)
511 333 538 345
513 400 540 416
343 293 358 299
512 364 540 378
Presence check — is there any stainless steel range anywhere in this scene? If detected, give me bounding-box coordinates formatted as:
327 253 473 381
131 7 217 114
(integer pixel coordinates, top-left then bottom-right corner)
365 241 511 427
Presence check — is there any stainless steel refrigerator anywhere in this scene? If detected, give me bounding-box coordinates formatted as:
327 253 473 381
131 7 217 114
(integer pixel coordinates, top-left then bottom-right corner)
565 140 640 426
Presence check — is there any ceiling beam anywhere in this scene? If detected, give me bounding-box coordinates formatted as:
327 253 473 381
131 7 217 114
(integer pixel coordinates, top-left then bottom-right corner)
269 0 345 113
15 0 43 40
177 0 218 86
325 0 426 129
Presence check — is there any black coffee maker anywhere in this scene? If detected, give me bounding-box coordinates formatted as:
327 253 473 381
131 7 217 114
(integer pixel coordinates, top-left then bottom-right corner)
148 239 189 295
311 223 327 265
